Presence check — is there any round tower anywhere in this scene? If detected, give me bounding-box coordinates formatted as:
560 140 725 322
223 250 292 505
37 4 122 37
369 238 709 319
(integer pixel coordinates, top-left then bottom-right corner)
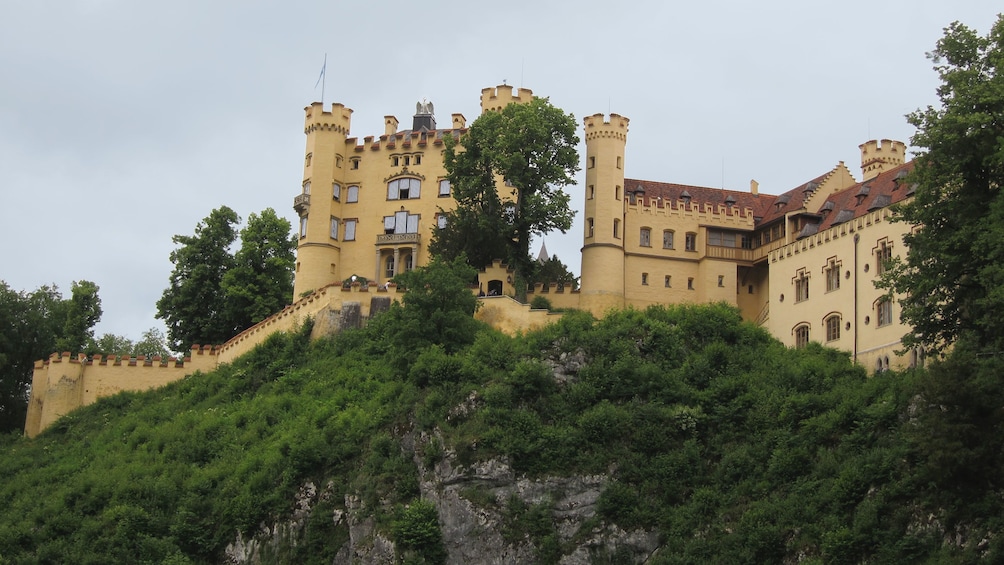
292 101 353 299
479 85 534 114
579 113 629 315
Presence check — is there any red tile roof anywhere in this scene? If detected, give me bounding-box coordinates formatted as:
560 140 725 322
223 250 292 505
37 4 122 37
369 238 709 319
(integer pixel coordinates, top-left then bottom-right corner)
814 162 913 231
624 178 776 218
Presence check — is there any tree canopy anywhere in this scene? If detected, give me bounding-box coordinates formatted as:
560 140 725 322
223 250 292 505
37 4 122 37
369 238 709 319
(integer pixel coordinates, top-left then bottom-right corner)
157 206 296 352
0 281 102 433
431 97 579 294
879 15 1004 355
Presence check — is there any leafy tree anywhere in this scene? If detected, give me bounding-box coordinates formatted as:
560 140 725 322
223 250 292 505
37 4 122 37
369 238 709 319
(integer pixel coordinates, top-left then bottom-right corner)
221 208 297 332
87 333 135 356
0 281 102 432
528 254 579 290
55 280 102 353
367 257 484 374
879 16 1004 355
433 97 579 294
157 207 240 351
132 327 172 359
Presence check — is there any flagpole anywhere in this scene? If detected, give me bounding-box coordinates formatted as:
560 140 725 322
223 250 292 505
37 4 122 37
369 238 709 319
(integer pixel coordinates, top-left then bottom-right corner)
314 53 327 105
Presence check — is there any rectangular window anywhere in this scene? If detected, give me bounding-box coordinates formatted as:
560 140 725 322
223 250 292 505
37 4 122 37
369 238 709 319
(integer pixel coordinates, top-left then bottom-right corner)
826 259 841 292
344 219 356 241
437 214 447 229
687 277 694 290
664 275 671 288
685 233 697 252
641 273 648 285
588 185 595 200
877 299 892 327
332 183 341 201
347 185 359 203
299 216 308 238
588 156 596 168
351 158 360 170
330 217 339 240
384 212 420 234
640 227 651 247
438 179 451 196
587 218 594 238
877 241 893 274
826 316 841 341
302 181 311 195
718 275 725 287
663 230 674 249
613 219 620 239
795 273 810 302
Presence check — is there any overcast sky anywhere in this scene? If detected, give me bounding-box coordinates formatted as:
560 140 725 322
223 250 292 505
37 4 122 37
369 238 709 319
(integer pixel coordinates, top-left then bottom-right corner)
0 1 999 342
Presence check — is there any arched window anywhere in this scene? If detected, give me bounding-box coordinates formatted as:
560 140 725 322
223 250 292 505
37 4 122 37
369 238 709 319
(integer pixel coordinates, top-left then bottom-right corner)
794 324 810 348
388 178 421 200
825 314 841 342
346 185 359 203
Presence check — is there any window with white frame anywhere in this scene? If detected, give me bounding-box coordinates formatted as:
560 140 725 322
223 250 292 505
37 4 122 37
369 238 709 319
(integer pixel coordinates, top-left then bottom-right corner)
876 239 893 274
332 183 341 201
347 185 359 203
385 256 395 278
640 227 651 247
438 179 451 196
299 216 308 238
388 178 421 200
437 214 447 229
344 219 356 241
329 217 339 240
302 181 311 195
383 211 419 234
685 232 697 252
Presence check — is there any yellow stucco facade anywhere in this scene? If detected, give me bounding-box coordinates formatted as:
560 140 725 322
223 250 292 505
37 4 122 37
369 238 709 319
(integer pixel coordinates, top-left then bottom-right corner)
25 86 924 437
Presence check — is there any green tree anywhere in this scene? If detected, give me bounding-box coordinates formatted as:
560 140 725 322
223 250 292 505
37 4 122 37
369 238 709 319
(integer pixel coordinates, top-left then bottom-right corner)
221 208 297 332
131 327 172 359
879 16 1004 355
156 206 240 351
433 97 579 294
54 280 102 353
87 333 135 356
528 254 579 290
0 281 103 432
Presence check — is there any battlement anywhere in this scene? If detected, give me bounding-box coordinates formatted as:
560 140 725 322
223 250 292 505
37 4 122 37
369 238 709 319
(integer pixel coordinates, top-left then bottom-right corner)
583 113 630 142
860 139 906 181
304 102 353 136
480 84 533 113
626 196 757 226
352 129 454 152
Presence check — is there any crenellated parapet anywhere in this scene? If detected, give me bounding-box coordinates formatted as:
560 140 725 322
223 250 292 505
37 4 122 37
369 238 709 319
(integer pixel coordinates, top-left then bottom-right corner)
860 139 906 181
480 85 534 113
625 198 757 227
304 102 352 135
583 113 630 142
24 345 221 438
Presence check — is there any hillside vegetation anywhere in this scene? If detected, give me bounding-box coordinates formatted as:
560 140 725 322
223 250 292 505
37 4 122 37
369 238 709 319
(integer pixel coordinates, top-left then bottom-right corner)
1 293 1003 563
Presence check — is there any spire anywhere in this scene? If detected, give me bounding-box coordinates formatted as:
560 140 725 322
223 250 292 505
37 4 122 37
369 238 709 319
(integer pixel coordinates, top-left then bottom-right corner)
536 241 550 264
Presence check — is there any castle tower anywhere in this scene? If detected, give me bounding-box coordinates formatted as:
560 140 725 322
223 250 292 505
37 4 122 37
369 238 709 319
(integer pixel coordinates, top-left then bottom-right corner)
580 113 630 315
292 101 353 298
480 85 534 114
859 139 905 181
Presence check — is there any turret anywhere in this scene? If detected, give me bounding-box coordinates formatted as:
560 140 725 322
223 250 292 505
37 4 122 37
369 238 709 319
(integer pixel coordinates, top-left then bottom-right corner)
480 85 533 114
859 139 905 181
579 112 630 315
293 101 353 298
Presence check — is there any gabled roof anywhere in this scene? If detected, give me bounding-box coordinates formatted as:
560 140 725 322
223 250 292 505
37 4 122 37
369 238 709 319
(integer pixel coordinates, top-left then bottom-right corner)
757 173 829 225
814 162 914 231
623 179 774 218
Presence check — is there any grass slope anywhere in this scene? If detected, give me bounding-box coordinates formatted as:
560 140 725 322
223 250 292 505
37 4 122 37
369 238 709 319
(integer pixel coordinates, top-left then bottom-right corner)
0 304 1002 564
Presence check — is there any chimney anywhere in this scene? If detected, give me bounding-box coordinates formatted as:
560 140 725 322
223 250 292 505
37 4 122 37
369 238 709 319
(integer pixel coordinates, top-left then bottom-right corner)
384 116 398 136
750 179 759 196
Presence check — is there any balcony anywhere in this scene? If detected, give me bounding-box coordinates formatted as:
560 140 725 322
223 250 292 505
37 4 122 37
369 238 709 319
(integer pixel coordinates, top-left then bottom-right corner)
293 193 310 214
376 233 421 245
705 244 756 263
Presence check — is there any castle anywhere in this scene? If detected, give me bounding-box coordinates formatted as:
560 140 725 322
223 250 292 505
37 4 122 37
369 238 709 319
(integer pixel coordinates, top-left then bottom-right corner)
292 84 917 373
24 84 918 437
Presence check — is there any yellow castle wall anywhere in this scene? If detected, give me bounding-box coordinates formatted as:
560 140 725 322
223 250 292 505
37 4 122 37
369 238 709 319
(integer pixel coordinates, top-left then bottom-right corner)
766 208 914 371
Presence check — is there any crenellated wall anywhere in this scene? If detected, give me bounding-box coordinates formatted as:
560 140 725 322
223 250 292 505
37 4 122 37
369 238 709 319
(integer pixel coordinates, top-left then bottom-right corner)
24 346 219 438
